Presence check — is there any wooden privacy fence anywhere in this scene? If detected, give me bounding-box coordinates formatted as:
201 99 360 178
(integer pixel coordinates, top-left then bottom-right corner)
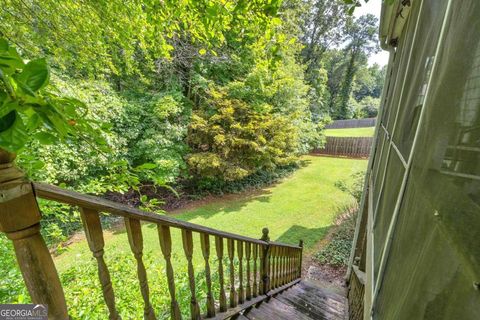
316 137 372 158
325 118 376 129
0 151 303 320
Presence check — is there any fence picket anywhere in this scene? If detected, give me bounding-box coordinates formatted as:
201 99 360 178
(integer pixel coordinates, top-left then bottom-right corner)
316 137 372 158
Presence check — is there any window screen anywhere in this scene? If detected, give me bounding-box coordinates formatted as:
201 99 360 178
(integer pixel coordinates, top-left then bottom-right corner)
374 1 480 318
373 150 405 281
385 4 421 133
392 0 449 160
372 129 389 206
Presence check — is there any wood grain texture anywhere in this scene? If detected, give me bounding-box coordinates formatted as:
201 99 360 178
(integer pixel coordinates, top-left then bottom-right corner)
125 218 156 320
227 238 237 308
272 246 278 289
252 244 258 298
200 233 215 318
215 236 228 312
241 280 346 320
157 225 181 320
80 208 121 320
181 230 201 320
244 242 251 300
237 241 244 304
316 136 372 158
34 183 301 249
0 155 68 320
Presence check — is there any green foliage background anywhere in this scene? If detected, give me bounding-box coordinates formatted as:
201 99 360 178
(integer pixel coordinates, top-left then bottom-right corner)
0 0 383 313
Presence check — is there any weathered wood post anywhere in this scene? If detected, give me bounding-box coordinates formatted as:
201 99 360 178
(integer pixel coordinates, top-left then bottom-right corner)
0 149 68 319
260 228 270 294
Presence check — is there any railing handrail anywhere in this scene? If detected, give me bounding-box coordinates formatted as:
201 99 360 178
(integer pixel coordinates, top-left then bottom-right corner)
33 182 301 249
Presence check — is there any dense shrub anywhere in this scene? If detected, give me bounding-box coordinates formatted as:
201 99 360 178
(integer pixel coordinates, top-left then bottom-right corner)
187 88 299 186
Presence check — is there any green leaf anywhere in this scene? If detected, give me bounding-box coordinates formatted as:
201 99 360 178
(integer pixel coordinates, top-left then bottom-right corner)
0 101 16 118
34 131 57 144
135 162 157 170
0 42 24 74
16 58 50 92
0 38 8 52
0 111 29 152
0 110 16 132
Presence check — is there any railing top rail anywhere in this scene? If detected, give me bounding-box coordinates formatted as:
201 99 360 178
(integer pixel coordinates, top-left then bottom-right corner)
33 182 301 249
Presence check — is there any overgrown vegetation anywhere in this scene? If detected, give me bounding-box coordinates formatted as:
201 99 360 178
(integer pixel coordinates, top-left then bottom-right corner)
314 170 366 267
0 0 380 311
1 156 367 314
0 0 383 247
314 207 357 267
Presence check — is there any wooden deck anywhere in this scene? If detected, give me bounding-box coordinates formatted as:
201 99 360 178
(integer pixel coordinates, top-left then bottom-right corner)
237 280 347 320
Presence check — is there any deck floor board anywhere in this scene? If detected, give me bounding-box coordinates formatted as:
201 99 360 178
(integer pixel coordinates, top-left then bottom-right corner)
239 281 347 320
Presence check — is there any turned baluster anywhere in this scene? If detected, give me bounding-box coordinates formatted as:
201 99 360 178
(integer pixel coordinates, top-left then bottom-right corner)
157 225 181 320
289 248 294 282
181 230 201 320
277 247 281 287
125 218 155 320
260 228 270 294
80 208 121 320
290 249 294 281
227 238 237 307
286 248 290 283
277 246 283 286
271 246 278 289
252 244 258 297
200 233 215 318
292 250 298 280
287 248 292 283
245 242 252 300
276 246 282 286
237 241 244 304
298 240 304 278
215 236 227 312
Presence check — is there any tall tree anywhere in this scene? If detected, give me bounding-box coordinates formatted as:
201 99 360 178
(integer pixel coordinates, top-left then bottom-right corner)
336 14 379 119
301 0 348 74
299 0 349 118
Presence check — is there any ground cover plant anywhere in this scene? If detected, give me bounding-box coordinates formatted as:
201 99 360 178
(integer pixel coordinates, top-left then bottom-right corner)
314 169 366 267
0 156 366 318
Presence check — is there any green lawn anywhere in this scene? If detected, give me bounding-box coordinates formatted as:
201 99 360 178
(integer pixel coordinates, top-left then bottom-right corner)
52 156 367 318
325 127 375 137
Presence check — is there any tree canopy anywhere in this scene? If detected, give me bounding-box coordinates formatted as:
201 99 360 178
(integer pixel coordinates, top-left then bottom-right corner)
0 0 384 221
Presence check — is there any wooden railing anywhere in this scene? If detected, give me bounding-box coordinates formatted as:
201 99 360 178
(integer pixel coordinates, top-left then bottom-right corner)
0 153 303 319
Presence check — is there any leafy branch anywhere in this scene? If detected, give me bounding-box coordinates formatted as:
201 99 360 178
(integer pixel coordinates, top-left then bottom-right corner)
0 38 107 153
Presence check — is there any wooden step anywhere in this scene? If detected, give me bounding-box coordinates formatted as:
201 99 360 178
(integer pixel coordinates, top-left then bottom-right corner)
238 281 347 320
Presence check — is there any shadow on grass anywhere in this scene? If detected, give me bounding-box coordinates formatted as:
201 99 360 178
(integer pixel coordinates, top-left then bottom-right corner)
275 225 331 250
113 159 317 236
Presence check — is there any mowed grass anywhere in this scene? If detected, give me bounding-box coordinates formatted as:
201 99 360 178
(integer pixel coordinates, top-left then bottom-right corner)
54 155 367 272
50 155 367 318
325 126 374 137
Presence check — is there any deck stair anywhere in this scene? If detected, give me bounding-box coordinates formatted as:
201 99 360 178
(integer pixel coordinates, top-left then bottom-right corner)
238 280 347 320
